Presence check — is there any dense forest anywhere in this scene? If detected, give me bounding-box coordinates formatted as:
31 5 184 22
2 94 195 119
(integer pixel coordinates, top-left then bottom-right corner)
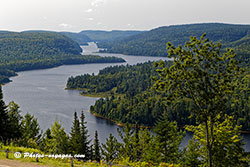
67 60 250 129
0 31 125 84
98 23 250 62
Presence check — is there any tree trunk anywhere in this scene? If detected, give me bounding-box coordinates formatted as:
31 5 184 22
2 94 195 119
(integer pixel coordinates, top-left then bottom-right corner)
205 121 212 167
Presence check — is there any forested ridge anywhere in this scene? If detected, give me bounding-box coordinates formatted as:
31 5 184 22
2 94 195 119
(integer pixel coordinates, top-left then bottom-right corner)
98 23 250 62
0 31 125 84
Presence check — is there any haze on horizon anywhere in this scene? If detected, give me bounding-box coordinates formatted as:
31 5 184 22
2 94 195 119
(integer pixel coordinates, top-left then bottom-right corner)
1 0 250 32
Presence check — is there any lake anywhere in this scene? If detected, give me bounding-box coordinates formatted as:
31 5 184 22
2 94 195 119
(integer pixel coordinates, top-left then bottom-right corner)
3 42 250 151
2 42 169 144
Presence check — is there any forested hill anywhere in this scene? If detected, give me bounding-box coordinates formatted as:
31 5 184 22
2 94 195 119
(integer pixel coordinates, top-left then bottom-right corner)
67 61 250 129
59 32 91 45
98 23 250 59
0 31 125 84
80 30 145 42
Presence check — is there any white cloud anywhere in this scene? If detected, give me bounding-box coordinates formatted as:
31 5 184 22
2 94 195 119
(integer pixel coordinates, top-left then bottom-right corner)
85 8 93 13
58 23 73 28
91 0 106 7
87 18 94 21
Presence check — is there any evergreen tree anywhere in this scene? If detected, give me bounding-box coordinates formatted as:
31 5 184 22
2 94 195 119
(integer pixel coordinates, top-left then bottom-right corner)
20 113 40 148
79 111 91 159
70 112 81 154
7 101 22 140
102 133 121 162
154 112 184 164
93 130 101 162
117 124 134 160
139 128 161 163
39 128 52 152
131 123 140 161
47 120 69 154
0 85 9 141
181 139 202 167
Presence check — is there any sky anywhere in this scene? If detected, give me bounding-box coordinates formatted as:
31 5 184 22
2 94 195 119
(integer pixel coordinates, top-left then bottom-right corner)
0 0 250 32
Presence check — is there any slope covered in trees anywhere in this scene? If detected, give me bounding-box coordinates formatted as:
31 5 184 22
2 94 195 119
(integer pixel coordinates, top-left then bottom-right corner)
0 31 125 84
67 61 250 130
98 23 250 62
60 32 91 45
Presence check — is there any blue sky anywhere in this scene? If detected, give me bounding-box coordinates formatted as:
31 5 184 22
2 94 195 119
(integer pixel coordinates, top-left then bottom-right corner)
0 0 249 32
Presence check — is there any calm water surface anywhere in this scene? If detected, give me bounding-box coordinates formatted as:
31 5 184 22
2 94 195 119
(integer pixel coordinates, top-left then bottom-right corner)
3 43 250 151
2 43 168 143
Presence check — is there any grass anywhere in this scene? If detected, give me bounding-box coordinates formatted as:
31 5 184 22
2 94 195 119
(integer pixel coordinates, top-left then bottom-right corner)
0 145 111 167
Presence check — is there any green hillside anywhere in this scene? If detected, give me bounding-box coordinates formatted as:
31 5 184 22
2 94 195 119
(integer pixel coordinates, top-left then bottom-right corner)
80 30 145 42
0 31 125 84
98 23 250 61
60 32 91 45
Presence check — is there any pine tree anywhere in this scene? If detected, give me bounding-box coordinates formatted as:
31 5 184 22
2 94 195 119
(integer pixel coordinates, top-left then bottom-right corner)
47 120 69 154
0 85 9 141
117 124 134 160
70 112 82 154
20 113 40 148
131 123 140 161
93 130 101 162
7 101 22 140
79 111 91 159
139 128 161 163
102 133 120 162
154 112 184 164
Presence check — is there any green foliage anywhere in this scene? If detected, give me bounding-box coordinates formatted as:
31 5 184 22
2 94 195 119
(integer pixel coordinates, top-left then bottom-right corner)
7 101 22 140
185 115 249 167
93 130 101 162
0 85 8 141
67 62 160 96
154 34 242 167
20 113 40 148
79 111 91 159
46 120 69 154
70 112 82 154
154 112 184 164
60 31 91 45
102 133 121 162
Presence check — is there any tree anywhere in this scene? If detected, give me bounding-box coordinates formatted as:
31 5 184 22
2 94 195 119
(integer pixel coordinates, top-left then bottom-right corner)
46 120 69 154
79 111 91 159
69 112 81 154
39 128 52 152
7 101 22 140
139 128 160 163
153 112 184 164
0 85 9 141
117 124 134 160
93 130 101 162
20 113 40 148
102 133 121 162
154 34 242 167
186 115 249 167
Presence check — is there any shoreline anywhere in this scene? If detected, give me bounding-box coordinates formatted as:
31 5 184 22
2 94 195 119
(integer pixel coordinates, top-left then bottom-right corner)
88 111 250 133
89 110 153 129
